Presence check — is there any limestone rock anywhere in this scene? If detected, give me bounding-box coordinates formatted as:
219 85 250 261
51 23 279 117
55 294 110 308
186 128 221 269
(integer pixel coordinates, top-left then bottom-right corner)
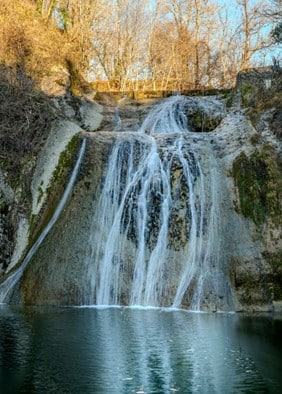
79 99 103 131
1 92 281 312
41 65 70 96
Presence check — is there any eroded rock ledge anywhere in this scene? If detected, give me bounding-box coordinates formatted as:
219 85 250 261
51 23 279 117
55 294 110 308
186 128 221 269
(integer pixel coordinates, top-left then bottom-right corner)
0 86 281 312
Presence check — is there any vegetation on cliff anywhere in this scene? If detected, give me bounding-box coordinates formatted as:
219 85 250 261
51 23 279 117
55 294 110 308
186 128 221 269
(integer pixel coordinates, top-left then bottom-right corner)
239 65 282 139
0 66 58 183
232 146 282 225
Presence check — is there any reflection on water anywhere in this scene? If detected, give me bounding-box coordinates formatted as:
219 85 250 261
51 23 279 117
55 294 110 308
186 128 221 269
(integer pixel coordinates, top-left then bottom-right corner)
0 306 281 393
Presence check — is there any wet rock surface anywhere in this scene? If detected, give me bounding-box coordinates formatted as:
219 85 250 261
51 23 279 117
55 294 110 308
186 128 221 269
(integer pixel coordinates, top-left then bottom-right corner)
0 92 281 312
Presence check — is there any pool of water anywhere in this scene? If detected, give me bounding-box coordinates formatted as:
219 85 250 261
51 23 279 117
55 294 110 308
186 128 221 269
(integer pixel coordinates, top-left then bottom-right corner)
0 306 281 393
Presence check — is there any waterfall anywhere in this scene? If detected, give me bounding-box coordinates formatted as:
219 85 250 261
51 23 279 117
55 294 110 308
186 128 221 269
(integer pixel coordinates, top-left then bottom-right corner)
0 138 87 304
85 96 233 311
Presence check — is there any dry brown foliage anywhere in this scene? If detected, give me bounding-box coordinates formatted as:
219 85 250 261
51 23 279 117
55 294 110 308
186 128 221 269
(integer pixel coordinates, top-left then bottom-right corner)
0 65 58 174
0 0 68 81
0 1 68 176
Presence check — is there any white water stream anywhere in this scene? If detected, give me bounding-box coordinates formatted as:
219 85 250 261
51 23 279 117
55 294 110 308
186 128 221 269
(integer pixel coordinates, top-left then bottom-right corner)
0 138 87 303
0 95 233 310
85 95 232 311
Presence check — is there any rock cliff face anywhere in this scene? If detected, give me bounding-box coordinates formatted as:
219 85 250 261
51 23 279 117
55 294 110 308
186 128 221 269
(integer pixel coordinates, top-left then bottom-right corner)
0 81 281 311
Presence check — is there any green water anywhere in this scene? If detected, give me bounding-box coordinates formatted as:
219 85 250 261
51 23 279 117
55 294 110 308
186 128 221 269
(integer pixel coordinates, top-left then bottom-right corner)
0 306 281 393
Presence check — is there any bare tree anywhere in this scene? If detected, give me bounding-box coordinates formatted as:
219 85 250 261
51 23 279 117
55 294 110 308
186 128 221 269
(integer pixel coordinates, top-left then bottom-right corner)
1 0 277 91
235 0 272 69
261 0 282 44
91 0 151 89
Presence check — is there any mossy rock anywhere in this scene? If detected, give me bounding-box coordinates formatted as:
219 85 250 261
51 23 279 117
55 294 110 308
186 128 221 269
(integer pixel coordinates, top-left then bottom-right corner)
188 109 222 132
218 90 234 108
29 135 81 244
269 104 282 140
232 146 282 225
240 83 257 107
262 251 282 299
0 200 9 214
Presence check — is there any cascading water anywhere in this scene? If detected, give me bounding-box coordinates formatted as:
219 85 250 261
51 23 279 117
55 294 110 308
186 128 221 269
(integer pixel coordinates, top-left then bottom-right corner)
84 95 233 311
0 138 87 303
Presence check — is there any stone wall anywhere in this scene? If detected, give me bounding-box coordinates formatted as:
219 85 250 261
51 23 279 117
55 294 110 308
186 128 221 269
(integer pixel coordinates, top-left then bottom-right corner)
236 66 278 90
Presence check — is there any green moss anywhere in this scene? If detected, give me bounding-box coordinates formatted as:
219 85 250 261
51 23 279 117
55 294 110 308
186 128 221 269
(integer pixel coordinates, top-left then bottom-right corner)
240 83 256 108
37 185 44 204
47 135 80 187
262 251 282 299
222 91 234 108
232 146 282 225
189 110 222 132
0 200 8 214
28 135 81 244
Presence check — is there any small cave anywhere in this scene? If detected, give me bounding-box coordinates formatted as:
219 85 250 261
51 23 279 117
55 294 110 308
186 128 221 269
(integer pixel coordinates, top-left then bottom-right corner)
187 109 223 132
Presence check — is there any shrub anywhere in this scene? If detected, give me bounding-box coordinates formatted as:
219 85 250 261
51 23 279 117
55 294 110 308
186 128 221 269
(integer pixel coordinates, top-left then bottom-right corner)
0 65 58 176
